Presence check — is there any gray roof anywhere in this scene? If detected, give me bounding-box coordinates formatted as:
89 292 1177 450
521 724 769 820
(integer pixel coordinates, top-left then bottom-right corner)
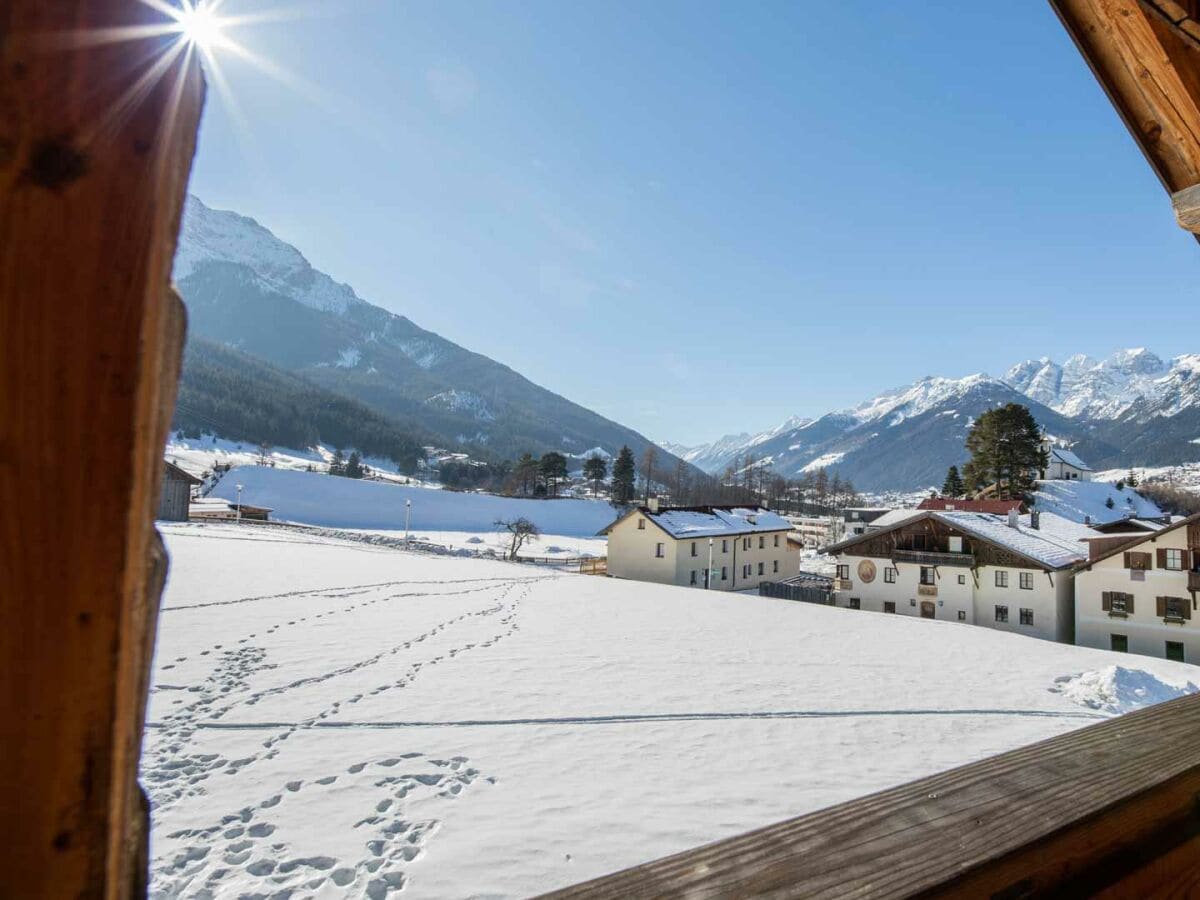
602 506 791 539
1049 446 1092 471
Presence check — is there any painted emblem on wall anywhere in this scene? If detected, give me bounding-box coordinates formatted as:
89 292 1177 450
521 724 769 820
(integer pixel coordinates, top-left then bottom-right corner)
857 560 876 583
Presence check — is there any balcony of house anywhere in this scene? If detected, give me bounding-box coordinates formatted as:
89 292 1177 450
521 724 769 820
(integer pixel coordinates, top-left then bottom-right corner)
893 548 974 567
1189 570 1200 593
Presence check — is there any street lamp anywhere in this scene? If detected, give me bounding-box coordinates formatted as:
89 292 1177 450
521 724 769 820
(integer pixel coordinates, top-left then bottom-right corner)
707 537 714 589
235 483 244 522
405 498 412 547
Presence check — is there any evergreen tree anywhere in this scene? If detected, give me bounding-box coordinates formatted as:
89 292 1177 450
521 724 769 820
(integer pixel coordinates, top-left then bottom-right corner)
611 445 636 504
539 452 568 498
346 451 364 479
1106 496 1115 509
942 465 965 497
963 404 1047 499
512 453 539 496
583 454 608 498
329 448 346 477
1126 468 1139 488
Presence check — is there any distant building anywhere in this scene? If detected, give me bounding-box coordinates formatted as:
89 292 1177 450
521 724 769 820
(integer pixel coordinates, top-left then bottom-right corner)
918 498 1025 515
158 461 201 522
1040 440 1092 481
824 509 1092 643
599 501 798 591
1074 513 1200 663
189 497 274 522
786 514 841 549
841 508 892 538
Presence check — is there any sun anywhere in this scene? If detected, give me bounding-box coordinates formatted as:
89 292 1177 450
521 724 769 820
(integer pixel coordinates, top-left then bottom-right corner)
176 1 226 51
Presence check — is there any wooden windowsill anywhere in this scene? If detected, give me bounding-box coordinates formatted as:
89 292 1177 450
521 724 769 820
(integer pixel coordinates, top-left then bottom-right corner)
1108 611 1129 618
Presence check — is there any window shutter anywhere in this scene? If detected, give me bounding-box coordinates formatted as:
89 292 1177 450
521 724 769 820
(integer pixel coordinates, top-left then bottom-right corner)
1182 550 1193 571
1183 599 1193 621
1126 594 1134 614
1157 548 1168 569
1157 596 1167 618
1101 592 1111 612
1123 551 1133 569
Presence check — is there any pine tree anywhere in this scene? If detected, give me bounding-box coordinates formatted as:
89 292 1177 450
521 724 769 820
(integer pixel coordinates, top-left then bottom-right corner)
942 465 965 497
329 448 346 477
1126 468 1139 488
583 454 608 498
346 451 363 479
611 445 636 505
539 452 568 498
963 404 1047 499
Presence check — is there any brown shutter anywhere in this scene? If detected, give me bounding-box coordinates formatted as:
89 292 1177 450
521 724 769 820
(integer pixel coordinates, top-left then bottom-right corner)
1182 550 1193 571
1157 596 1167 617
1183 598 1193 621
1157 548 1168 569
1101 591 1111 612
1126 593 1135 614
1123 551 1133 569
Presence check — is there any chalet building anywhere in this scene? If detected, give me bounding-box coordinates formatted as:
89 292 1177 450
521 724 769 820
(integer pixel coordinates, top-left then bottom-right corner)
189 497 274 522
1040 440 1092 481
1074 513 1200 663
158 461 201 522
600 501 798 591
824 509 1092 643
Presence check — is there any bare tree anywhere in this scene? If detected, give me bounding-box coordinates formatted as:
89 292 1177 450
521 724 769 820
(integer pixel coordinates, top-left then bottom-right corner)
496 517 540 558
640 445 659 502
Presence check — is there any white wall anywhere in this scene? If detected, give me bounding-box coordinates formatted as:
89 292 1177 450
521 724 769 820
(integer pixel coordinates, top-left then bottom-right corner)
606 514 678 585
1076 527 1198 663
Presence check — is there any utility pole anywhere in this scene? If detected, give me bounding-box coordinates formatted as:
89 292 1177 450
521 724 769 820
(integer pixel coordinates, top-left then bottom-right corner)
707 537 714 589
405 498 412 547
235 483 243 523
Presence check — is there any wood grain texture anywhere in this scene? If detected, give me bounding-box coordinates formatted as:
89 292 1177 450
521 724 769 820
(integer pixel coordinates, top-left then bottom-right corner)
0 4 202 898
1171 181 1200 228
1052 0 1200 198
542 692 1200 899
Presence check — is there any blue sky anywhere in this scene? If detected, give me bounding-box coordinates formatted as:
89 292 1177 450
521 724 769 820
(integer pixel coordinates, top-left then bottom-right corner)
188 0 1199 446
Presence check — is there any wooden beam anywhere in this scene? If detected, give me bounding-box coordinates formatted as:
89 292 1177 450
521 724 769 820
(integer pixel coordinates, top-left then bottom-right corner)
1172 180 1200 228
1052 0 1200 230
542 692 1200 898
0 3 203 898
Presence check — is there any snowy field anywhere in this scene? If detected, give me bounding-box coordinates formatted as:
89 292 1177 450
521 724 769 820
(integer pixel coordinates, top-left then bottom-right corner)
208 466 617 537
147 522 1198 899
352 529 609 560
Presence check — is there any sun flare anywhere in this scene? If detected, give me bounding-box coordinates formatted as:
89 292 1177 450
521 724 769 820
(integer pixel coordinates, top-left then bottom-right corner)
177 1 225 51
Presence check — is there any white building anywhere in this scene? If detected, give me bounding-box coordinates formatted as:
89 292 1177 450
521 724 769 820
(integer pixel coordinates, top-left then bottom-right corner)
824 509 1092 643
1040 440 1093 481
841 507 892 538
1074 513 1200 663
600 502 798 591
786 514 842 549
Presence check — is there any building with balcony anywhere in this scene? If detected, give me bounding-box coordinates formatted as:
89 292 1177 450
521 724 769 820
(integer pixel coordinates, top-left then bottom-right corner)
1074 513 1200 663
824 509 1094 643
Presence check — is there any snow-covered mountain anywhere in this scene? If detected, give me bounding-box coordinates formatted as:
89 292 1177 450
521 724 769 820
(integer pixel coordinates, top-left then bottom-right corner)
662 415 810 475
172 195 697 473
675 348 1200 490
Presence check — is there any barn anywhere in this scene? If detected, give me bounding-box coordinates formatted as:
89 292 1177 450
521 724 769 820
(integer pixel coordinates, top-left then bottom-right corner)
157 461 201 522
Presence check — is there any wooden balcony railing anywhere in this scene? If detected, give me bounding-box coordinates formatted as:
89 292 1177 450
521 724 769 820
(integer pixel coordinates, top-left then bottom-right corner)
893 549 974 568
542 692 1200 898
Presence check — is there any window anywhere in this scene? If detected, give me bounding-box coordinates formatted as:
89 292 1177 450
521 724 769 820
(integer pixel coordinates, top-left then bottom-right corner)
637 518 645 530
1159 596 1189 620
1111 634 1128 653
721 566 727 581
920 567 935 586
849 597 861 609
689 570 697 585
836 564 850 580
691 542 697 557
1019 572 1033 590
759 536 765 549
1123 551 1151 570
884 567 896 584
655 542 664 558
722 539 728 553
1162 548 1185 570
995 571 1009 588
743 564 751 579
773 534 780 548
772 560 779 574
1167 641 1186 663
743 537 751 551
994 605 1009 623
883 601 895 613
958 574 966 585
1019 608 1034 626
1103 592 1133 615
755 561 763 576
910 598 916 607
957 610 966 621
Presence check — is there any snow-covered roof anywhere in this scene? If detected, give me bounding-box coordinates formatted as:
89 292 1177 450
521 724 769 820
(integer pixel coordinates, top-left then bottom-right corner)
826 509 1093 570
1032 479 1163 525
866 509 923 530
605 506 791 539
1049 446 1093 471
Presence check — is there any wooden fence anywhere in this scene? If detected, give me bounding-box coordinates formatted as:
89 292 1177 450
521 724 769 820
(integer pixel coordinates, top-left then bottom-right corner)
513 555 608 575
759 580 835 605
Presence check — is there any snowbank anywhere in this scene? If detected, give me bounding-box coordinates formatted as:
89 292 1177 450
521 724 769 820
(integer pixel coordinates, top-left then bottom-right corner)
1031 479 1162 524
1050 665 1199 715
210 465 618 536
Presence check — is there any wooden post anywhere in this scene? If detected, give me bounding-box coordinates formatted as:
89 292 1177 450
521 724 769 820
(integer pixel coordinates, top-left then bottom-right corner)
0 3 203 898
